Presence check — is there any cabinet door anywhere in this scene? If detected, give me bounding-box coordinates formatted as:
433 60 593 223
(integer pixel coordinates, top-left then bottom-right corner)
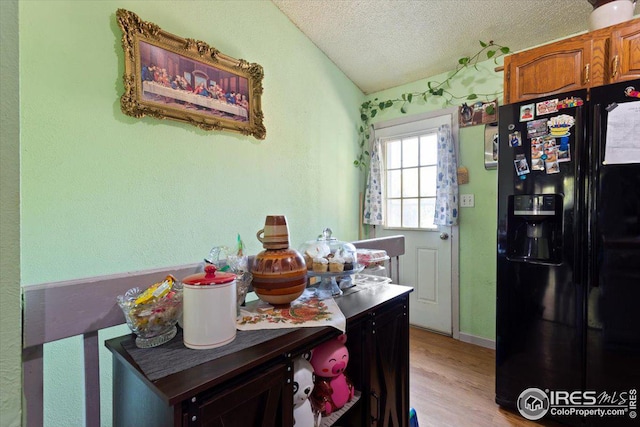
610 19 640 83
187 362 292 427
367 298 410 427
504 38 592 104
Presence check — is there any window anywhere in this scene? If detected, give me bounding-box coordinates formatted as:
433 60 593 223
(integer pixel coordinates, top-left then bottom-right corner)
383 130 438 229
373 109 456 230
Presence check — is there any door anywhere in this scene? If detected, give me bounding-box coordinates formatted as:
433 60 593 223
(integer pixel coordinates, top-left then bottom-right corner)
585 81 640 427
610 19 640 83
378 227 452 334
367 298 410 427
189 362 290 427
372 109 457 335
495 92 587 414
341 294 410 427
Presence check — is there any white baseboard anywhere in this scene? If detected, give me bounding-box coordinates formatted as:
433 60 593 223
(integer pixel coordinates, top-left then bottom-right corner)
458 332 495 350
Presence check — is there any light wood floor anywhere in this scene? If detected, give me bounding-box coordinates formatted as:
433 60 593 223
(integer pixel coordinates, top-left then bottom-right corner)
409 327 564 427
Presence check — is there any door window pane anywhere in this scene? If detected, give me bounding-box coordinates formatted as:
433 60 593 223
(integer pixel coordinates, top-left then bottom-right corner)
387 170 402 198
420 166 437 197
386 199 402 228
403 137 419 168
402 198 419 228
420 134 438 165
420 198 436 228
402 168 418 198
386 139 402 170
383 128 440 229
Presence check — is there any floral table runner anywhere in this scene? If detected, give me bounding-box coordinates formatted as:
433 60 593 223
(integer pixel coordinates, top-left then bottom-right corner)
237 289 346 333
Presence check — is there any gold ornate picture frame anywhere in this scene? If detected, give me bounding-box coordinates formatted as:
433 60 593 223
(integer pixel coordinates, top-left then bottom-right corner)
116 9 265 139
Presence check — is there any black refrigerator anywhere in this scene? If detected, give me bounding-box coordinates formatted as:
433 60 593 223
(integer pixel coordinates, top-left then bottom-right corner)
496 80 640 426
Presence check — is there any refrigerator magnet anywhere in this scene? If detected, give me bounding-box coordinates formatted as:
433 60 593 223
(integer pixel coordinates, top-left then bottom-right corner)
557 97 584 109
531 140 544 170
527 119 548 139
514 154 530 176
557 146 571 162
548 114 575 137
544 145 558 162
625 86 640 98
509 131 522 147
557 136 571 163
519 104 535 122
545 159 560 174
536 99 558 115
544 145 560 174
531 157 545 171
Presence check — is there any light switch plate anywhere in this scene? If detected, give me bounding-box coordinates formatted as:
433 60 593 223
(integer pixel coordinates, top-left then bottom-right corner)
460 194 475 208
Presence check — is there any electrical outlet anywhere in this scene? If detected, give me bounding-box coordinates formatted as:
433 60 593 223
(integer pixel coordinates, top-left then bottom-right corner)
460 194 475 208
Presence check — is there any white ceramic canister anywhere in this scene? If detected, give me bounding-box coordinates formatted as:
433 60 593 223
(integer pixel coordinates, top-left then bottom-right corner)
181 264 237 350
588 0 636 31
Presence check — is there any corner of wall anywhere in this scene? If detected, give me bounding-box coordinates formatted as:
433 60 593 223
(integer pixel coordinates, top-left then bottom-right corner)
0 1 23 426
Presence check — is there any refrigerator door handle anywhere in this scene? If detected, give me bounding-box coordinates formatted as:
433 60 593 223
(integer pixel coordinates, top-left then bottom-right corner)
588 104 601 289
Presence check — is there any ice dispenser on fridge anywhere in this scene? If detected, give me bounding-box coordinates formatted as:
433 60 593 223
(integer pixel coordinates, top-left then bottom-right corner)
507 194 562 264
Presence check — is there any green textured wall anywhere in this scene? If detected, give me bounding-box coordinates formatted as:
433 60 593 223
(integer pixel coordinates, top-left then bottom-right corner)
0 1 21 426
10 2 561 425
365 58 502 341
18 1 363 426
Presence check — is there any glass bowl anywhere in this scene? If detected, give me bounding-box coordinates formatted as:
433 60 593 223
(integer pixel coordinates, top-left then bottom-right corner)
117 281 183 348
235 271 252 312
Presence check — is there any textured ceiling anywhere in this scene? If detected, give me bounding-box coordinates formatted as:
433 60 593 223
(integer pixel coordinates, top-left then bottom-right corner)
272 0 601 94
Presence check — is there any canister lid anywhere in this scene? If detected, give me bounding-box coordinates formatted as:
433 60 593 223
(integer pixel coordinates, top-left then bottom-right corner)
181 265 235 285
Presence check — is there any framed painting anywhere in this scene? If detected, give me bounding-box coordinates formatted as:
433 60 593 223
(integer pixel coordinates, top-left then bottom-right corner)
116 9 265 139
459 99 498 128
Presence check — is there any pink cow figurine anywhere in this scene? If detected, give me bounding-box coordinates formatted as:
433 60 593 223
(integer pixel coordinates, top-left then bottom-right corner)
309 334 355 416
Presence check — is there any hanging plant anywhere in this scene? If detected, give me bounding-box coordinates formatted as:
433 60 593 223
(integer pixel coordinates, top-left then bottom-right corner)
354 40 510 170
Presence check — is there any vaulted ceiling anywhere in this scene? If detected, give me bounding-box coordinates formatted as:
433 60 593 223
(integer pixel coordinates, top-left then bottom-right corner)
272 0 600 94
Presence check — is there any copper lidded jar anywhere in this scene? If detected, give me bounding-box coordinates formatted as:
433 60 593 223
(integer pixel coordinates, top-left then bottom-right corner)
251 215 307 305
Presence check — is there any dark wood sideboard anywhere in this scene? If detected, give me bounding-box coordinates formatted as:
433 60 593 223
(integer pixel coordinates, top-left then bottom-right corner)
105 283 413 427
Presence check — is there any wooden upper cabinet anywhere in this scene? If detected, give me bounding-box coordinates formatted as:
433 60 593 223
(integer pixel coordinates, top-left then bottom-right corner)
610 18 640 82
503 18 640 104
504 37 592 104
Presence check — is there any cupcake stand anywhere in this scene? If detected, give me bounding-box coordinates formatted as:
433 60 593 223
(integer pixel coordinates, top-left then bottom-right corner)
307 265 364 299
301 228 363 299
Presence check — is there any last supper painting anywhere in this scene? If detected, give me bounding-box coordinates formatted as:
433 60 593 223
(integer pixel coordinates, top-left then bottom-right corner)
139 41 250 122
117 8 265 139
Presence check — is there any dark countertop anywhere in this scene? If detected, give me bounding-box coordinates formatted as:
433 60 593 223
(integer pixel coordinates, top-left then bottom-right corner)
105 283 412 406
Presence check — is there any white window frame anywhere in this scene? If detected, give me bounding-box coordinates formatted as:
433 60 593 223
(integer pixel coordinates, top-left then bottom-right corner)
373 108 459 231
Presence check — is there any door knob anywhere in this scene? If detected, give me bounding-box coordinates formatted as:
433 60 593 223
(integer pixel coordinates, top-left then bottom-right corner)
440 232 449 240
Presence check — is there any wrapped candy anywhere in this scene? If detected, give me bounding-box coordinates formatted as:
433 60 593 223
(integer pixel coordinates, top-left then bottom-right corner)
117 275 183 348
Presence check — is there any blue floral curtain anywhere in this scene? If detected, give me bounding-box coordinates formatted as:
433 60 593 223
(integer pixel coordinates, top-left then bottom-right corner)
363 136 383 226
434 124 459 226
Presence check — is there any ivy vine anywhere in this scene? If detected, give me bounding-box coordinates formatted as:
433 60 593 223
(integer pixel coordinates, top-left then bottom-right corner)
354 40 510 170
